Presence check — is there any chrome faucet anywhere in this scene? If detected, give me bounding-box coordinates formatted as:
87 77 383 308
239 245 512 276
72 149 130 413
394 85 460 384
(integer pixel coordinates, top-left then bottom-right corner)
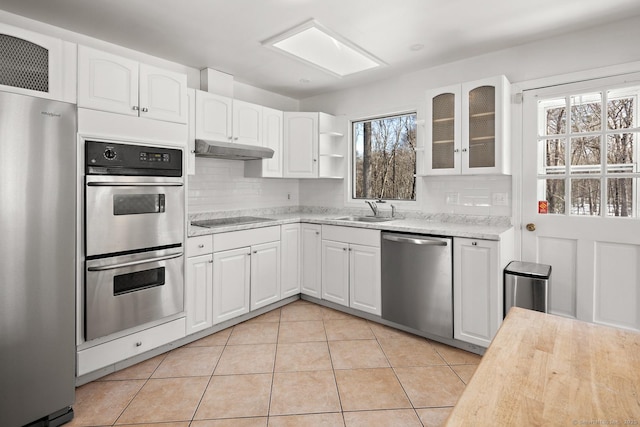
365 200 378 217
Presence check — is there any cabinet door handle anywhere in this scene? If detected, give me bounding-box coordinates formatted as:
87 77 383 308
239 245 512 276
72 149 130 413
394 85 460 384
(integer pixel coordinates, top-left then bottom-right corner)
315 231 320 235
472 241 478 246
253 250 258 254
209 259 213 263
198 244 205 248
132 106 139 111
462 148 468 152
313 158 318 162
141 107 149 112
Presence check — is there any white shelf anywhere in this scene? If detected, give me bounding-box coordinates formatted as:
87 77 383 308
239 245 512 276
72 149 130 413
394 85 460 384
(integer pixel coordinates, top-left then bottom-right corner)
321 131 344 137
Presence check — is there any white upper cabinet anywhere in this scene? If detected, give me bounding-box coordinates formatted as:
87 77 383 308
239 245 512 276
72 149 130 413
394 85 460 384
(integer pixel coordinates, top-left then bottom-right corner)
195 90 232 142
233 99 262 145
78 45 187 124
0 23 75 102
284 112 343 179
284 112 318 178
424 75 510 175
245 106 284 178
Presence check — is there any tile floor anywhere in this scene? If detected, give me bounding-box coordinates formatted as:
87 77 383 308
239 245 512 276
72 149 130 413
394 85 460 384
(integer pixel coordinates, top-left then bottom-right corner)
68 300 481 427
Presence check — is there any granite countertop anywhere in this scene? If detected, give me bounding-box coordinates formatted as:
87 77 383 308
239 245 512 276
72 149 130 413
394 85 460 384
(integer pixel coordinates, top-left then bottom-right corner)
188 209 513 241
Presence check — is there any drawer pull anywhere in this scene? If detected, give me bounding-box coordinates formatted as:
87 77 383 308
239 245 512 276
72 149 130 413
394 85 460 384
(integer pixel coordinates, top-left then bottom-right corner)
135 341 142 347
198 244 205 248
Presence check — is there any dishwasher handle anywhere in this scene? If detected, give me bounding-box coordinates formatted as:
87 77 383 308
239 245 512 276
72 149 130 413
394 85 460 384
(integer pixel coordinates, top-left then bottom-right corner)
382 234 448 246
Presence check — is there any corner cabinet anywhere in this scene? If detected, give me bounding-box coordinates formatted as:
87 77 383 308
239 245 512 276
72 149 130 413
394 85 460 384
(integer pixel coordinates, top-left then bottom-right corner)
78 45 188 124
281 224 301 298
453 230 514 348
423 75 510 175
301 223 322 298
283 112 344 179
0 23 76 102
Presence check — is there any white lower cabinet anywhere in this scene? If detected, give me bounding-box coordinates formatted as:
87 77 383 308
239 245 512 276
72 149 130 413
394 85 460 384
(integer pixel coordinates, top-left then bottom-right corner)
453 233 513 347
213 226 281 322
321 225 381 315
250 241 281 310
77 317 186 376
186 254 214 334
321 240 350 306
213 247 251 323
301 223 322 298
281 224 301 298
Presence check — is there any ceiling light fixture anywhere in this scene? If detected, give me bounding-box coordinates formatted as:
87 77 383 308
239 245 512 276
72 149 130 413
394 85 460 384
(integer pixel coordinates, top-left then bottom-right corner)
262 19 385 78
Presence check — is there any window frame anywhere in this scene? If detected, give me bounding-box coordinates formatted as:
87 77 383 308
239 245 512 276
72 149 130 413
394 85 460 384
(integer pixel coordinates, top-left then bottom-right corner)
347 110 420 208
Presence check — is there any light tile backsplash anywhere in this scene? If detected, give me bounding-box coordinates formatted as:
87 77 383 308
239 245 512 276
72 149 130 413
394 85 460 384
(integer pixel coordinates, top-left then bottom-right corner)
188 157 299 213
189 158 512 221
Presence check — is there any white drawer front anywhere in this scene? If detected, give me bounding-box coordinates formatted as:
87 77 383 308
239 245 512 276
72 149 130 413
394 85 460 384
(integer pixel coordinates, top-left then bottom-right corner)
213 226 280 252
321 225 380 247
77 317 186 376
187 235 214 257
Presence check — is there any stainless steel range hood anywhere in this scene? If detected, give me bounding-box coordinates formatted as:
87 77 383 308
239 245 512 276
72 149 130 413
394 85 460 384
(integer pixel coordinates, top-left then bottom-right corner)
195 139 274 160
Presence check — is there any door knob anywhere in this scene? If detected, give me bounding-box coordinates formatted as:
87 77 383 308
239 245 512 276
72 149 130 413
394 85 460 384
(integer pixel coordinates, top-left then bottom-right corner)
526 223 536 232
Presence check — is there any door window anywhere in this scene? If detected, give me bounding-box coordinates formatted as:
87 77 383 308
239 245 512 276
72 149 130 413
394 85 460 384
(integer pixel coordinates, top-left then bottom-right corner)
537 86 640 217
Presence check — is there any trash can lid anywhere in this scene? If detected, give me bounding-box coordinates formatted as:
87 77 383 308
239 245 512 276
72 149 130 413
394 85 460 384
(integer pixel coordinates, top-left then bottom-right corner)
505 261 552 278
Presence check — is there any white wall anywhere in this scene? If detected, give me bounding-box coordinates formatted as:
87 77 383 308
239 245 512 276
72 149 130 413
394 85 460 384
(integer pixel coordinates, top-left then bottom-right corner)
298 15 640 217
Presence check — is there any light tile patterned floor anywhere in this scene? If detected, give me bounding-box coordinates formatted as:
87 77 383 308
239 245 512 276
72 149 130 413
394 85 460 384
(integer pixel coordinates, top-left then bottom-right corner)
68 300 481 427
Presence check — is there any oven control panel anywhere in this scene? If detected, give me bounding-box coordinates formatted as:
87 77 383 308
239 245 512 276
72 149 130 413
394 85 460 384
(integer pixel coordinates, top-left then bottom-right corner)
86 140 182 177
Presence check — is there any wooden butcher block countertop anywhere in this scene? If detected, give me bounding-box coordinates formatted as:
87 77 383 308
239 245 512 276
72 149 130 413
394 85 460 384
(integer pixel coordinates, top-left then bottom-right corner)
446 307 640 426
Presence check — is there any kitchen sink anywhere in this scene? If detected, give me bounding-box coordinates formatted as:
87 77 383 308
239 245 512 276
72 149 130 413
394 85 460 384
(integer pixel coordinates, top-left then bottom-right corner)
191 216 275 228
334 216 394 223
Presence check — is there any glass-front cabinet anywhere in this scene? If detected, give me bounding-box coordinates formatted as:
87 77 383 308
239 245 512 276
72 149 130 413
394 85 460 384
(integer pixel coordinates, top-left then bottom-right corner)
424 75 510 175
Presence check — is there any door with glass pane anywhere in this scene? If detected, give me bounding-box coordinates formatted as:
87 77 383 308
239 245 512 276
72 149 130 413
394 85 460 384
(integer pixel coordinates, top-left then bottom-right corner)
425 84 461 175
521 73 640 331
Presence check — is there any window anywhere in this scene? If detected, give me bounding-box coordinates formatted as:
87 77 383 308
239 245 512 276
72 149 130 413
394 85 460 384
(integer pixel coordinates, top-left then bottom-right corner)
537 85 640 217
352 113 417 201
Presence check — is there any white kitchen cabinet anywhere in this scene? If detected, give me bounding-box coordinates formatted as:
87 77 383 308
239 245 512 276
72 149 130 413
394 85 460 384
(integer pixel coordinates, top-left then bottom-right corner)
78 45 187 124
195 92 263 147
284 112 343 179
349 243 381 315
186 254 214 334
453 233 513 348
213 247 251 323
195 90 233 142
423 75 510 175
186 88 196 175
77 317 185 376
321 239 350 306
213 226 282 319
250 241 281 309
0 23 76 102
245 106 284 178
301 223 322 298
281 224 301 298
186 235 214 334
233 99 262 145
321 225 381 314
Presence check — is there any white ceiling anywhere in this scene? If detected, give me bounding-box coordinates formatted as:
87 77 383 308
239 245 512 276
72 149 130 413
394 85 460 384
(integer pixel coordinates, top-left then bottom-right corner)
2 0 640 99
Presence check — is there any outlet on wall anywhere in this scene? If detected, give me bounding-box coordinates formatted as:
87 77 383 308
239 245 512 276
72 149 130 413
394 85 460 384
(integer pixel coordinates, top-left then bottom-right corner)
492 192 509 206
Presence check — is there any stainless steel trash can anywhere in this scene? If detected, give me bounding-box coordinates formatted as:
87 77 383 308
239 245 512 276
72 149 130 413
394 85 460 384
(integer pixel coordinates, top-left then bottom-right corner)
504 261 551 317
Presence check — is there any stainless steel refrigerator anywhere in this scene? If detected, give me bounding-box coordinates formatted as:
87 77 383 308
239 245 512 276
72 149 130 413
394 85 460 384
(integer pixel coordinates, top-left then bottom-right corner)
0 91 76 426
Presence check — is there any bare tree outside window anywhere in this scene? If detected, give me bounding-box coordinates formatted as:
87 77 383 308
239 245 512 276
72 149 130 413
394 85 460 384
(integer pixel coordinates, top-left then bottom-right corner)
353 113 416 200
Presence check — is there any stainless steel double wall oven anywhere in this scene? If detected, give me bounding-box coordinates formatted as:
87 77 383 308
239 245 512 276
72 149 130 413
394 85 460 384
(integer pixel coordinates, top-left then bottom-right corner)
85 140 185 341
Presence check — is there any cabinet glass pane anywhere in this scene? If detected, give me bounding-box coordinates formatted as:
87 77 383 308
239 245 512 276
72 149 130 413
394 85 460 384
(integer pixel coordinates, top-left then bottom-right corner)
468 86 495 168
432 93 455 169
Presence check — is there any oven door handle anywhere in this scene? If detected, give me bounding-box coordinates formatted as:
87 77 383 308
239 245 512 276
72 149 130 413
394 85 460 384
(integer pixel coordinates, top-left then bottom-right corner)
87 182 184 187
87 252 183 271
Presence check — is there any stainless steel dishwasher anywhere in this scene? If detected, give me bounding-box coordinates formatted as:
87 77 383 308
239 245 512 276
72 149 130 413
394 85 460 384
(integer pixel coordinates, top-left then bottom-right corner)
381 232 453 338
